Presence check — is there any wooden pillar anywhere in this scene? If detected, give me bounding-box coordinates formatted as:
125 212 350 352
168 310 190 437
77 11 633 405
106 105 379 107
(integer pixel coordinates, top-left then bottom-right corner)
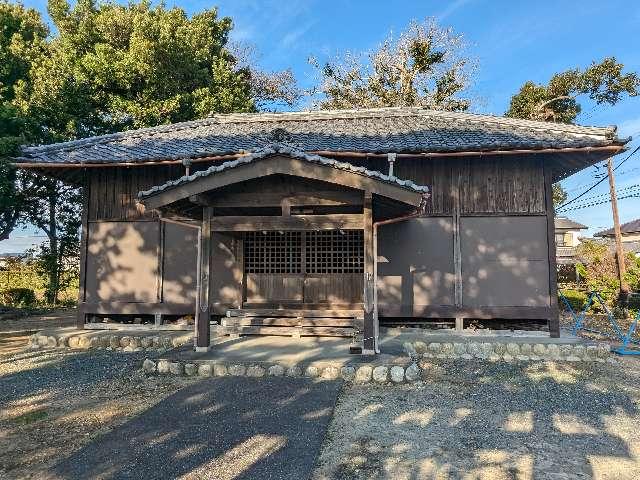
453 165 463 332
363 191 376 353
543 160 560 338
76 179 89 329
195 206 212 351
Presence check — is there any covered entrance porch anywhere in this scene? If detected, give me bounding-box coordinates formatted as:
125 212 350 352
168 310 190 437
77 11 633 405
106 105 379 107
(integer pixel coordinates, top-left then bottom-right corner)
137 145 429 354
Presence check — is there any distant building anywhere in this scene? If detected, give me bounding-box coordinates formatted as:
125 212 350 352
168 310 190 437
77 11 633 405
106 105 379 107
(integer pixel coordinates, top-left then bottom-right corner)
595 218 640 256
555 217 587 265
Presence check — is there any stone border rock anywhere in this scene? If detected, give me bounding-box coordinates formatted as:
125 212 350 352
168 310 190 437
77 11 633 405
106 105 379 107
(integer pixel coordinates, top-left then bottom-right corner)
27 332 190 353
141 358 423 384
403 340 612 362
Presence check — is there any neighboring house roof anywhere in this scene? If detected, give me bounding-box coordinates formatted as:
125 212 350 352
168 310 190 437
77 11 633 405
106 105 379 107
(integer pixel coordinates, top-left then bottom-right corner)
138 144 429 202
555 217 588 230
594 218 640 237
16 107 626 166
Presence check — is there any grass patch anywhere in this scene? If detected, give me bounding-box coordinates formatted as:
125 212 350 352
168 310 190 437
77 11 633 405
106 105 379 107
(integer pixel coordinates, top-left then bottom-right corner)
14 409 48 425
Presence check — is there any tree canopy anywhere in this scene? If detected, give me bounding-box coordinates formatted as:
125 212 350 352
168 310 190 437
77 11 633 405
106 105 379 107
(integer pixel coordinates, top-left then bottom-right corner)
310 19 474 110
506 57 640 123
0 0 299 302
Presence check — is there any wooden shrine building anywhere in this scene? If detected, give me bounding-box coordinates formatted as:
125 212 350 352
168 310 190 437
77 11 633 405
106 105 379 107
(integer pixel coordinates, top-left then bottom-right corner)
15 108 629 353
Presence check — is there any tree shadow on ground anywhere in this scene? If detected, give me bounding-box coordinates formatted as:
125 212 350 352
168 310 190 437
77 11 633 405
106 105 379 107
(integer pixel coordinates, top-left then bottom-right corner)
47 376 342 480
316 360 640 479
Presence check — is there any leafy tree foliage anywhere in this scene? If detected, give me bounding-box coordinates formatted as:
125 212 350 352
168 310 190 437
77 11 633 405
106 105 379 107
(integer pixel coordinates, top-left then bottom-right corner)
506 58 640 123
1 0 299 303
552 183 568 207
310 19 474 110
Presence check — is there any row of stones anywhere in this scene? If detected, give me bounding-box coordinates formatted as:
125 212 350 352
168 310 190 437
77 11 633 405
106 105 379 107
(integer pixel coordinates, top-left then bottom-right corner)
142 358 422 384
403 341 611 362
28 332 190 352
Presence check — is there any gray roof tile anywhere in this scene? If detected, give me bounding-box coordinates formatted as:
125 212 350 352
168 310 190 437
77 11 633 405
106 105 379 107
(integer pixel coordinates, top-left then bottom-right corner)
16 107 626 165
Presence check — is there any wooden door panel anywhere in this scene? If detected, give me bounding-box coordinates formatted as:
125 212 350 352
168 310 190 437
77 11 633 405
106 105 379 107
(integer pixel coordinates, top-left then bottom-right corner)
245 274 304 303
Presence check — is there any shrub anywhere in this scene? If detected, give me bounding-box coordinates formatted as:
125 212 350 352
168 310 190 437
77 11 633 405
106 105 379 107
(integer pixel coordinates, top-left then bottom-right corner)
559 289 588 312
1 288 37 307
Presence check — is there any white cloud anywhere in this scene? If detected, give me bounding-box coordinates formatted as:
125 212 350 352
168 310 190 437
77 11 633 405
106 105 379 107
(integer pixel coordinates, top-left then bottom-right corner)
436 0 475 22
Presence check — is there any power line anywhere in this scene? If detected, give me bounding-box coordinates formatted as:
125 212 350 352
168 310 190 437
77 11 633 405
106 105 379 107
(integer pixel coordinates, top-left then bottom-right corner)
561 183 640 204
559 192 640 212
556 145 640 210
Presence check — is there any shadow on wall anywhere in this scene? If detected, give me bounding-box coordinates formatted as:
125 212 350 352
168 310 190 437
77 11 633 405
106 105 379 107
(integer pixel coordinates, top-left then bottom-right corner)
377 215 550 313
85 220 197 306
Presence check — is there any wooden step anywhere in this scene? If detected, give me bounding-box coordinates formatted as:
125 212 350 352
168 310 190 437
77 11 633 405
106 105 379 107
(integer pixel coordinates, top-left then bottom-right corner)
223 325 355 337
222 317 355 327
226 308 363 318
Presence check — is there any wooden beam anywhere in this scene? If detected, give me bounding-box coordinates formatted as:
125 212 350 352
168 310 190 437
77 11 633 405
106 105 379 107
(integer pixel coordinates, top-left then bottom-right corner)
76 180 90 329
140 156 424 209
209 214 363 231
543 160 560 338
378 304 554 320
363 191 375 353
195 207 212 350
209 190 363 208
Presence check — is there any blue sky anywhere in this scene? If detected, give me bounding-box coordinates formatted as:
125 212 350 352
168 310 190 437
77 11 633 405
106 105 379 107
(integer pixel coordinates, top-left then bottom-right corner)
2 0 639 253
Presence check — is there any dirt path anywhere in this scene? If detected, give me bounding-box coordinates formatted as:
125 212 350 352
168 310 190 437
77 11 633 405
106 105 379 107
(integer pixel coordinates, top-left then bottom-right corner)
0 309 76 356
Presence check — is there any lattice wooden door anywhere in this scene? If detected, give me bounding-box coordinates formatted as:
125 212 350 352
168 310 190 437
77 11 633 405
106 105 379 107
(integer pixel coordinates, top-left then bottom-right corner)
243 230 364 305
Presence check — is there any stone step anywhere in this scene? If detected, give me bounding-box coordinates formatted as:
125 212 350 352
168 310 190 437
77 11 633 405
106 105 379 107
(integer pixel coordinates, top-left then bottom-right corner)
222 325 355 337
221 317 355 327
226 308 363 318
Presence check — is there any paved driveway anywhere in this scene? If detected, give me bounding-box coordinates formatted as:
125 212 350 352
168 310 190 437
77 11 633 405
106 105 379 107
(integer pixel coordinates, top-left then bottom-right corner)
48 376 342 480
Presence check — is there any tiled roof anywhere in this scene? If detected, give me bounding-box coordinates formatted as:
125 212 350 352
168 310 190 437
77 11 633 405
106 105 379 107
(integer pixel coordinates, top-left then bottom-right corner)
16 107 626 165
555 217 588 230
138 144 429 200
595 218 640 237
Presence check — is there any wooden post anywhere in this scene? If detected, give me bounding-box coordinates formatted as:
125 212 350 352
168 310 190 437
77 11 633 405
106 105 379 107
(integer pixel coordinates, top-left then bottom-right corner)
544 160 560 338
363 191 375 353
195 206 212 351
607 157 629 301
76 179 89 329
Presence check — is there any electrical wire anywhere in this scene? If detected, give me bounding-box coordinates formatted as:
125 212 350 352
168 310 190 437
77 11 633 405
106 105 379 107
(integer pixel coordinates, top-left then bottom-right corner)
556 145 640 210
559 193 640 212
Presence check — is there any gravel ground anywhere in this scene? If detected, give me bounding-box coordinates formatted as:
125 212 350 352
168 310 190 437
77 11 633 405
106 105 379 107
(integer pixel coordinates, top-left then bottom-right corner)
313 358 640 480
0 348 188 479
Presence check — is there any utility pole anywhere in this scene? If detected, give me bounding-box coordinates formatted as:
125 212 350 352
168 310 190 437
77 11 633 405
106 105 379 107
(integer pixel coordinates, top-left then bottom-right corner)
606 157 629 303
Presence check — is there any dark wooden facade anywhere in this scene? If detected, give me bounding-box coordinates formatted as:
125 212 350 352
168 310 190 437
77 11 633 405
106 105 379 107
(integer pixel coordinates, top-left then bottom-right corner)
76 152 560 342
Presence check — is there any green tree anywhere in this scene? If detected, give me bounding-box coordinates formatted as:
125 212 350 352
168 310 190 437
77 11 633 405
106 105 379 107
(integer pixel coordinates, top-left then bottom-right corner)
310 18 474 110
506 58 640 123
2 0 299 303
553 183 568 207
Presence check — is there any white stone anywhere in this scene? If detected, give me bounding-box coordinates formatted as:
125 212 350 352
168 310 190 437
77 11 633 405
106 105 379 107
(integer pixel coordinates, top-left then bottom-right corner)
566 356 582 362
157 360 170 374
413 341 428 354
460 353 473 360
37 335 48 347
573 345 586 359
487 354 500 362
109 336 120 349
340 366 356 381
141 337 153 348
268 365 285 376
246 365 266 377
519 344 532 356
198 364 213 376
184 364 198 376
502 354 514 362
119 336 131 348
441 343 454 356
286 366 302 377
428 343 442 355
533 344 546 357
559 345 573 358
123 345 135 353
585 345 599 361
479 343 493 358
47 336 57 348
404 363 420 382
372 366 389 383
516 355 530 362
493 343 506 355
321 366 340 380
506 343 520 356
129 337 141 349
466 342 481 357
390 366 405 383
213 364 228 376
546 344 560 358
228 364 246 376
453 343 466 355
169 362 184 375
355 365 373 383
305 365 320 378
142 359 156 373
